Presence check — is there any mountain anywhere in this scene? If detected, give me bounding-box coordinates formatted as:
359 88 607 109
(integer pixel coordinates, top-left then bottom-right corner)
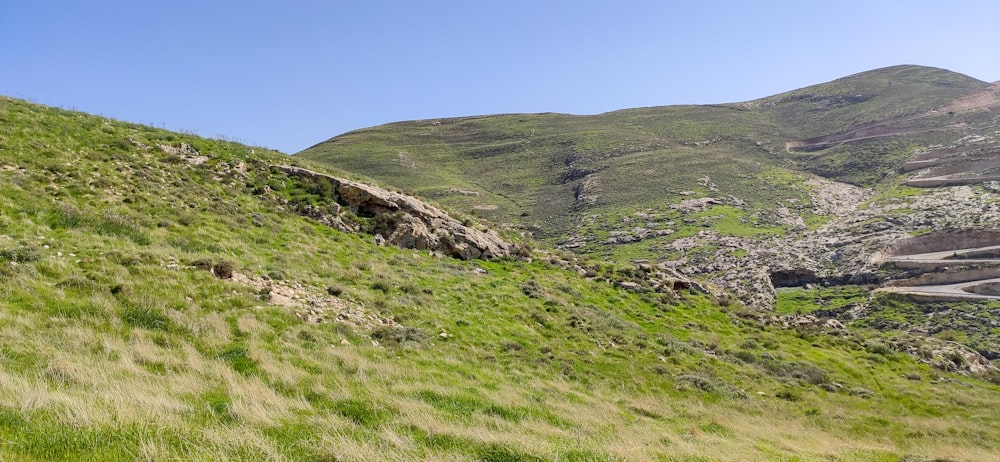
2 64 1000 461
299 65 989 233
299 65 1000 306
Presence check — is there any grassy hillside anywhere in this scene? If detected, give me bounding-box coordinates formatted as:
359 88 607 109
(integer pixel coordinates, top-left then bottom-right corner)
4 97 1000 460
759 64 987 137
298 66 989 253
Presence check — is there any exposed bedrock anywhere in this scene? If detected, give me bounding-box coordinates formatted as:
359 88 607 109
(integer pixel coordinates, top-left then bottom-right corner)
272 165 515 260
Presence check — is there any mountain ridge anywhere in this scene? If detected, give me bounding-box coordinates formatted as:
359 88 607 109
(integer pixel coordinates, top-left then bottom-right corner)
311 65 990 145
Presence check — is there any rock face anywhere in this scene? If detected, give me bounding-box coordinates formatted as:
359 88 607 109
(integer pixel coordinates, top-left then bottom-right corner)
272 165 515 260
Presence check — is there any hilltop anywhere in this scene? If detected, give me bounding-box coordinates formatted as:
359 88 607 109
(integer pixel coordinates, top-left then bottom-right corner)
1 64 1000 461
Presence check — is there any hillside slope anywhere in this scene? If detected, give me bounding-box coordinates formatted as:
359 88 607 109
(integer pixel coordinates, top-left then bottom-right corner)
298 65 1000 308
299 65 988 235
3 97 1000 460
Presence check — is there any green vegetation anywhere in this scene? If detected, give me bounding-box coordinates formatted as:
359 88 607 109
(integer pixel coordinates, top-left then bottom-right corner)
299 65 990 257
860 294 1000 365
3 63 1000 461
775 286 870 315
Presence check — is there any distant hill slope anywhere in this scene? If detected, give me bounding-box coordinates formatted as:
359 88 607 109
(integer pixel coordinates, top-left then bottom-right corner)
3 94 1000 460
298 65 1000 307
299 65 988 236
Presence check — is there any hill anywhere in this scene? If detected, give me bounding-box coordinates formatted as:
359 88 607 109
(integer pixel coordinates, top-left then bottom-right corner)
298 65 1000 306
299 65 988 235
2 67 1000 460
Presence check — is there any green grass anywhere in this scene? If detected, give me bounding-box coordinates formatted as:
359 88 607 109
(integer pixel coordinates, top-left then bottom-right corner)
775 286 870 315
299 65 990 247
690 205 785 237
2 94 1000 460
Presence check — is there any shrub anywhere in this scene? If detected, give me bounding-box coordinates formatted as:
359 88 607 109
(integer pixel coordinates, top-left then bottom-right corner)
519 279 543 298
371 326 429 348
266 269 285 280
212 260 235 279
776 389 801 401
732 350 756 364
478 443 544 462
0 246 41 263
674 374 718 393
371 279 393 293
866 342 894 356
96 210 150 244
985 369 1000 386
848 387 876 398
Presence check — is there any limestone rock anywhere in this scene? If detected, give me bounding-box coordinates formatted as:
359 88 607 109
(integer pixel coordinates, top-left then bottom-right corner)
272 165 515 260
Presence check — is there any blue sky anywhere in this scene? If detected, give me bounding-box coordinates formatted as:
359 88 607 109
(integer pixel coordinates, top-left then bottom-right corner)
3 1 999 153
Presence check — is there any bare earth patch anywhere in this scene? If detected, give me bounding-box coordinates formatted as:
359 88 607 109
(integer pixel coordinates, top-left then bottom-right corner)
231 272 398 329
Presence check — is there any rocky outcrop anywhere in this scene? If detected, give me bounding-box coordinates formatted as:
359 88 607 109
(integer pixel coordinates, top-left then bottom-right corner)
272 165 515 260
617 176 1000 308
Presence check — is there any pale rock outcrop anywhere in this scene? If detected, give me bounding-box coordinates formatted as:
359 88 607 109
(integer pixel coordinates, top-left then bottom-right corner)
272 165 514 260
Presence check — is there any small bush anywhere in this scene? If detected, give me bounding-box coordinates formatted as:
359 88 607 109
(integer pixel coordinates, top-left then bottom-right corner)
795 364 829 385
866 342 894 356
519 279 543 298
212 261 235 279
266 269 285 280
0 246 41 263
985 369 1000 386
732 350 756 364
47 204 87 229
848 387 876 398
674 374 718 393
371 326 429 348
776 389 801 401
96 210 150 245
478 443 544 462
177 212 199 226
371 279 393 293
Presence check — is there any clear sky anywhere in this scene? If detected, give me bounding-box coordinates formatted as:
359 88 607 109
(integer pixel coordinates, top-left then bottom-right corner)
3 1 999 153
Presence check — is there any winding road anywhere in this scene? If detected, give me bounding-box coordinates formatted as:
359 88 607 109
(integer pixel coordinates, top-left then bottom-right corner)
876 244 1000 300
